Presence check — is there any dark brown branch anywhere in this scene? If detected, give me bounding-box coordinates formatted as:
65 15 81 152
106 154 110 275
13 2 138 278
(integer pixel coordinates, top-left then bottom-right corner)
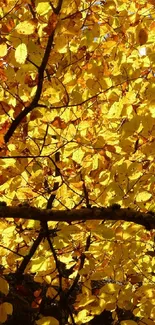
16 231 44 275
66 234 91 298
50 0 63 15
0 206 155 229
4 29 55 143
4 0 64 144
46 230 63 289
0 0 19 21
41 134 62 287
80 173 91 208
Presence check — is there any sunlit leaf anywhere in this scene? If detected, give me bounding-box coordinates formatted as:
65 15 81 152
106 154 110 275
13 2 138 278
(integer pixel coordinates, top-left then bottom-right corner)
0 1 155 324
75 309 94 323
136 191 152 203
36 316 59 325
0 44 7 57
16 21 36 35
36 2 51 15
15 43 27 64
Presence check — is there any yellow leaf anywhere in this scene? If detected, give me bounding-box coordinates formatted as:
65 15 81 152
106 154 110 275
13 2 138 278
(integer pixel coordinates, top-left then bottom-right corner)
36 2 51 16
63 70 75 84
0 278 9 295
2 226 16 237
75 295 95 309
30 257 55 273
95 225 114 239
151 306 155 318
100 283 120 295
136 191 152 202
0 302 12 323
36 316 59 325
0 44 7 57
43 86 60 104
3 302 12 315
0 304 7 323
65 124 76 141
76 309 94 323
16 21 35 35
15 43 27 64
10 176 22 191
55 35 68 53
72 147 85 164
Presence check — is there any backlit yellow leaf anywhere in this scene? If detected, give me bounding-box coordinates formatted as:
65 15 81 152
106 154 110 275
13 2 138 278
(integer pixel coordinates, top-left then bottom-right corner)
0 44 7 57
1 1 155 323
2 225 16 236
16 21 36 35
136 191 152 202
30 257 55 273
72 147 85 164
76 309 94 323
15 43 27 64
36 2 51 15
36 316 59 325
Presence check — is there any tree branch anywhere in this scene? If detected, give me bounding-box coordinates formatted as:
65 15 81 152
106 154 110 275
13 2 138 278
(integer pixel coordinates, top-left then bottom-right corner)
50 0 63 15
4 30 55 143
66 234 91 298
16 231 44 275
4 0 64 143
0 206 155 229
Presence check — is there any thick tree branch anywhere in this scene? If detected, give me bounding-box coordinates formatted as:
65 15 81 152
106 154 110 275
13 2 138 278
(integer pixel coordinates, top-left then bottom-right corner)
0 206 155 229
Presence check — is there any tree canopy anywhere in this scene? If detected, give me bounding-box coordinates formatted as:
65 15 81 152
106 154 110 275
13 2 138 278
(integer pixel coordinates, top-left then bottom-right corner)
0 0 155 324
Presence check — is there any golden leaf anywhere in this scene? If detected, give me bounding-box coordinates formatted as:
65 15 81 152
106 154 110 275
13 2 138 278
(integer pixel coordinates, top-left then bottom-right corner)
0 44 7 57
16 20 36 35
0 278 9 295
15 43 27 64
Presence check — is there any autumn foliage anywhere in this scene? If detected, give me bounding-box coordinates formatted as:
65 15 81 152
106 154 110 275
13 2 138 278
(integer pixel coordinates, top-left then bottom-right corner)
0 0 155 324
